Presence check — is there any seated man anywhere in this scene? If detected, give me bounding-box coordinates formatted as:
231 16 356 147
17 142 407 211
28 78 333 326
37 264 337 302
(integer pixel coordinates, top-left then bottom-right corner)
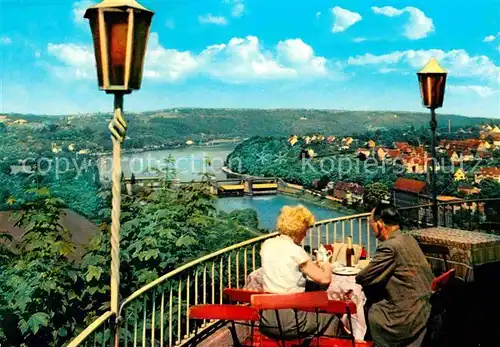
356 203 434 347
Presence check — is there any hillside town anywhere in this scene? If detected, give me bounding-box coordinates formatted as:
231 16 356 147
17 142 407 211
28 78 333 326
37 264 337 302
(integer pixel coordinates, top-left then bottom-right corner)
288 124 500 210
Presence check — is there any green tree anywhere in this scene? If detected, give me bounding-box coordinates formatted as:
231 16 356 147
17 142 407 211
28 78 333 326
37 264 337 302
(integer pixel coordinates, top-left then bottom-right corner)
364 182 389 208
479 178 500 199
228 208 260 229
0 188 81 346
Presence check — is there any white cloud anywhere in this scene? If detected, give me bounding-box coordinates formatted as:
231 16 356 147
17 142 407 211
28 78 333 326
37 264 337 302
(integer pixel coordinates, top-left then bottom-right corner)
198 14 228 26
232 3 245 17
483 33 499 42
371 6 434 40
331 7 362 33
347 49 500 84
353 37 366 43
47 34 334 84
224 0 245 18
198 36 296 82
1 36 12 45
47 43 95 79
73 1 95 24
276 39 327 76
448 85 499 98
372 6 405 17
143 33 199 82
483 35 497 42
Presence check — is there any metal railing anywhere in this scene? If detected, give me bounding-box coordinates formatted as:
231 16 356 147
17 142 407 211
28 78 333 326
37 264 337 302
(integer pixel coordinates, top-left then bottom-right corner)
399 198 500 233
303 213 375 257
67 311 114 347
68 213 373 346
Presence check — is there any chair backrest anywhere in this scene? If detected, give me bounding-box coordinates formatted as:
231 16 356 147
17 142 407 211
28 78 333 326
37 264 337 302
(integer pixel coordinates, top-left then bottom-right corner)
419 242 450 274
224 288 267 303
189 304 259 321
419 243 450 257
251 291 329 311
431 268 455 292
322 299 357 315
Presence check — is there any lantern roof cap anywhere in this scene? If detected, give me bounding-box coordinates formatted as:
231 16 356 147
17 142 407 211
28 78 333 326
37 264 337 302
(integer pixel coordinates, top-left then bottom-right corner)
418 57 447 74
84 0 153 17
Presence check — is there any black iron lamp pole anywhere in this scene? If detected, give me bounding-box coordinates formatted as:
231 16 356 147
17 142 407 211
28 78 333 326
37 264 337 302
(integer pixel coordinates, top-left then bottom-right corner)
417 58 447 227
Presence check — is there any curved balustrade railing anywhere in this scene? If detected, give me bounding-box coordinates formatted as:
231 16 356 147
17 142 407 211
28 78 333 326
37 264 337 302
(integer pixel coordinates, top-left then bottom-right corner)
67 311 114 347
68 213 373 347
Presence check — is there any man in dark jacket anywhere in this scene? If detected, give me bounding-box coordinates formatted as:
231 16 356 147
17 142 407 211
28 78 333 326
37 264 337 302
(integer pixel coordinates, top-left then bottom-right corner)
356 203 434 347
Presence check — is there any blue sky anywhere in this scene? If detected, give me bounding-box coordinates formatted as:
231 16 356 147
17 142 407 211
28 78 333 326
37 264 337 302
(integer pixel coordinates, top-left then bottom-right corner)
1 0 499 118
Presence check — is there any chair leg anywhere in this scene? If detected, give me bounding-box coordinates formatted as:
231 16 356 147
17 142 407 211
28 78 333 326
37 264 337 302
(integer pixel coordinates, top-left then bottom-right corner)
229 321 242 347
250 321 255 347
346 308 355 347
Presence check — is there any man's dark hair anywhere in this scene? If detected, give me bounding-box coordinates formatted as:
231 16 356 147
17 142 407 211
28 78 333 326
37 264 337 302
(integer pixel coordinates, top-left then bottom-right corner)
373 202 401 226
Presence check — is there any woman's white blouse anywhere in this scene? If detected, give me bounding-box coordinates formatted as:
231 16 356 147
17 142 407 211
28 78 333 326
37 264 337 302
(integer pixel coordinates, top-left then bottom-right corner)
260 235 310 293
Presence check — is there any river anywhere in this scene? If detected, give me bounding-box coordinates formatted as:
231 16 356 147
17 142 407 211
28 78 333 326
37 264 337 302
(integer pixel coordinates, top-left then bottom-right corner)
215 195 350 230
99 144 236 182
100 145 361 236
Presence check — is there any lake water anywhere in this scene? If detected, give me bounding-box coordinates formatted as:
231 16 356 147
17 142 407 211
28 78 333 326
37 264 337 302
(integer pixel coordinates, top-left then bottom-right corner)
215 195 348 230
215 195 375 253
99 145 375 249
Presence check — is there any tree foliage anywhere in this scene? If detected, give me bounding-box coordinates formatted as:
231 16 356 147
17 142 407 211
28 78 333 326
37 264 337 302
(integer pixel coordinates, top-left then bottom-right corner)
0 188 81 346
364 182 390 208
0 177 259 346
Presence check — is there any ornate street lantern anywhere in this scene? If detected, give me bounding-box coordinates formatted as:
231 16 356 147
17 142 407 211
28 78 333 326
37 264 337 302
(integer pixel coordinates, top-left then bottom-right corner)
417 58 447 227
83 0 154 330
417 57 447 110
84 0 154 93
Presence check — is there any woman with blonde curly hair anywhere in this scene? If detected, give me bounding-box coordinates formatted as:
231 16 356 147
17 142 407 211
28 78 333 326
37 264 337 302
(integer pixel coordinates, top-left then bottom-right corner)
259 205 337 339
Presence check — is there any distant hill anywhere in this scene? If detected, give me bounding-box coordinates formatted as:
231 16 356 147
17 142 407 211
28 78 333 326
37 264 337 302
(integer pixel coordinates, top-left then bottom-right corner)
3 108 491 140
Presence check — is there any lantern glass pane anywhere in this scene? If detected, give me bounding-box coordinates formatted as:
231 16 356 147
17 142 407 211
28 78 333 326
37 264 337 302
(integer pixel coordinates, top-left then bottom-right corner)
418 74 446 109
104 11 130 87
88 14 104 88
129 12 152 90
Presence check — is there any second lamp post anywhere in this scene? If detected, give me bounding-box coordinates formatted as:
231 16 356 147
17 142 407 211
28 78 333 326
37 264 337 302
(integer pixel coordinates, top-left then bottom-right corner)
417 57 447 227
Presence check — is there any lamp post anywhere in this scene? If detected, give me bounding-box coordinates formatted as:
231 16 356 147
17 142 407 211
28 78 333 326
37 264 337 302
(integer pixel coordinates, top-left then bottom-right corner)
417 58 447 227
83 0 154 335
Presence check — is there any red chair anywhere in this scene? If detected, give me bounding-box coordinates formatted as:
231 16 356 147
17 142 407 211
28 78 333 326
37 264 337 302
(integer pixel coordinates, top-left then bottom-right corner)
250 292 330 346
425 269 457 346
224 288 268 304
313 301 374 347
360 248 367 260
431 268 455 292
189 304 259 347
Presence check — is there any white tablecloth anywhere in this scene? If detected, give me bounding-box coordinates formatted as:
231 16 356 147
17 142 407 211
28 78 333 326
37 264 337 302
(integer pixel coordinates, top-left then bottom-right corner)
245 268 367 340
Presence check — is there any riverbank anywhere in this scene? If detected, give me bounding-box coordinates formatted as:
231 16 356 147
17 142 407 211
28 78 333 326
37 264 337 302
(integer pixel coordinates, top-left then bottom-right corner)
221 166 361 215
278 184 361 215
94 141 242 158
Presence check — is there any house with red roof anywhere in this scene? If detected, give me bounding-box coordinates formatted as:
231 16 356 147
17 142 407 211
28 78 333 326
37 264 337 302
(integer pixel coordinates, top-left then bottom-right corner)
333 181 365 205
475 167 500 183
391 178 428 208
